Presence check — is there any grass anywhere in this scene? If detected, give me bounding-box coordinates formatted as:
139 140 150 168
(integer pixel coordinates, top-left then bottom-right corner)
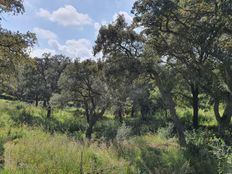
0 99 231 174
1 128 189 174
176 106 218 127
2 129 130 174
0 100 187 173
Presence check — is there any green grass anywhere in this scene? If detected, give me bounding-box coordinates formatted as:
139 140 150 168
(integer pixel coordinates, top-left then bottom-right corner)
0 100 187 173
176 107 218 127
2 129 130 174
0 99 231 174
0 127 190 174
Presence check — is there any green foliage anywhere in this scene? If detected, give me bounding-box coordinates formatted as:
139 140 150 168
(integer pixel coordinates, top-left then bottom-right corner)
116 123 132 142
0 0 36 89
59 60 112 138
0 0 24 15
124 111 172 136
16 54 70 104
114 133 190 174
94 120 120 141
185 130 231 174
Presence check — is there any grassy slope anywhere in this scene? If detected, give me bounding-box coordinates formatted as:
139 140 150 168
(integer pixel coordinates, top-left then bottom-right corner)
0 100 188 174
0 99 230 174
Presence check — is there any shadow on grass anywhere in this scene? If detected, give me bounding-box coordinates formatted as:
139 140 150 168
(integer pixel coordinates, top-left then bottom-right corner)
10 109 86 134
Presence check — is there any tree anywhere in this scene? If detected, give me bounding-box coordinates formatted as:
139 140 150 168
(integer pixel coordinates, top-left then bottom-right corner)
94 14 186 145
0 0 24 15
209 45 232 129
16 60 44 106
59 60 110 139
16 54 70 107
40 54 70 106
0 0 36 93
132 0 232 129
94 15 145 121
142 46 187 145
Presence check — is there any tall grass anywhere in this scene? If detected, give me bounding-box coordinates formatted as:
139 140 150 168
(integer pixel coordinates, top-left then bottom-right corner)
3 130 130 174
0 99 231 174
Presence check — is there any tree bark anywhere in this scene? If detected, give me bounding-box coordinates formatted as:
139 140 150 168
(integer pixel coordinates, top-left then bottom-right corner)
117 106 123 123
85 108 106 139
85 115 99 139
43 100 47 107
86 122 94 139
35 95 39 107
47 105 52 118
152 73 186 146
140 103 148 121
131 103 136 118
214 98 232 131
164 92 186 146
191 84 199 129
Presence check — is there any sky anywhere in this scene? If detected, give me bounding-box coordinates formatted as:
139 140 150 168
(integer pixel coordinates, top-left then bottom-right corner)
2 0 135 60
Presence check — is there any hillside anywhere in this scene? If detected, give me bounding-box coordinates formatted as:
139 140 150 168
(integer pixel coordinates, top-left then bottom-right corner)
0 100 230 174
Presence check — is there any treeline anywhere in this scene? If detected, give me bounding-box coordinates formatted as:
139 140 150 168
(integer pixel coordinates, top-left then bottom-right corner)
1 0 232 146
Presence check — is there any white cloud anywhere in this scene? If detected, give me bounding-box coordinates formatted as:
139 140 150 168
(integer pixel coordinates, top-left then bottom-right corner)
30 47 56 58
37 5 93 27
37 8 50 18
48 38 93 60
113 11 133 24
30 38 93 60
33 27 57 40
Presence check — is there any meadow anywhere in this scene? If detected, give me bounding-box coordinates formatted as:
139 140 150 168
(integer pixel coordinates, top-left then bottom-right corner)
0 99 230 174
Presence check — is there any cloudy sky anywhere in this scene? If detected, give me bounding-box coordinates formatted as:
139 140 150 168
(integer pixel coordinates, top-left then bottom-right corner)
2 0 135 60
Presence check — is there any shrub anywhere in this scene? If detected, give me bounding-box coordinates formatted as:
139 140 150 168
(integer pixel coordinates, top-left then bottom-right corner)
94 120 120 141
116 123 132 142
114 133 191 174
185 130 231 174
125 112 170 136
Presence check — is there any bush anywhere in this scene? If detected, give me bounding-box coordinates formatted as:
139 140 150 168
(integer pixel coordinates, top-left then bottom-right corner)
125 112 170 136
94 120 120 141
113 133 191 174
185 130 231 174
116 123 132 142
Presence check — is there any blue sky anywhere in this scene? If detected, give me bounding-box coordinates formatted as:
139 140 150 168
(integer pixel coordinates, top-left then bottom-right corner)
2 0 135 60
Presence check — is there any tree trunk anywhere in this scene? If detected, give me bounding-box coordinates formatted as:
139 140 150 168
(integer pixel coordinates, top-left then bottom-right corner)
86 122 94 139
191 84 199 129
117 107 123 123
35 95 39 107
85 116 99 139
85 109 105 139
43 100 47 107
164 92 186 146
140 104 147 121
153 73 186 146
131 103 136 118
214 98 232 131
114 105 124 122
47 105 52 118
